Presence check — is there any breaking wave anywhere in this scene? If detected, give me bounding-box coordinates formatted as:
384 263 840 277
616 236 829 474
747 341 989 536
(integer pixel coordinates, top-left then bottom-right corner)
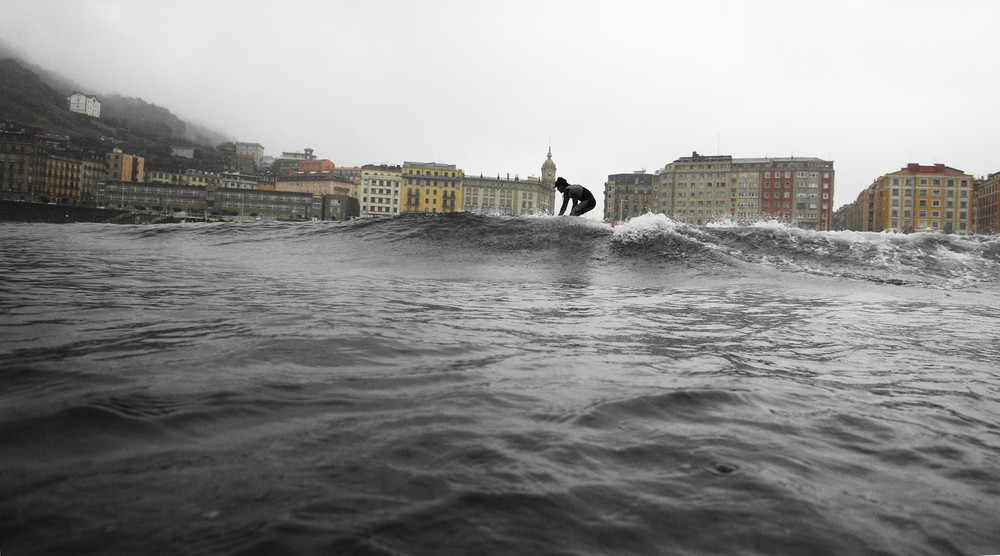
104 211 1000 289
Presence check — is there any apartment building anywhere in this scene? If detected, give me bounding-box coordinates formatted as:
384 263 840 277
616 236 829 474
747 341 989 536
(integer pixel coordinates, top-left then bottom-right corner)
607 152 834 229
604 171 654 222
400 161 464 214
975 172 1000 234
738 157 833 230
650 152 733 225
235 142 264 169
1 122 48 202
106 148 145 183
840 182 876 231
868 163 975 235
220 172 259 190
273 148 316 175
360 164 402 217
43 155 82 203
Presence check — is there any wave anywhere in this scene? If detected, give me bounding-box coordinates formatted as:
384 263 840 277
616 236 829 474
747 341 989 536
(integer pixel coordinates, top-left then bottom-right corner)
75 212 1000 289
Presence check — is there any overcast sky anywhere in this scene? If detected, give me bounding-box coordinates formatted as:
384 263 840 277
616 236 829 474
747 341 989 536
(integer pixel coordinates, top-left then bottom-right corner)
4 0 999 212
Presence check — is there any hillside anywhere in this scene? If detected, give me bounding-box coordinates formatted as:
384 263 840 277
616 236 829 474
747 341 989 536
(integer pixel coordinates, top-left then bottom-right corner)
0 57 230 171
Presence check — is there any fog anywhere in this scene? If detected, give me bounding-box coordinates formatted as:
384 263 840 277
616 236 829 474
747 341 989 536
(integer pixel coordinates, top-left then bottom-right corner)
4 0 999 211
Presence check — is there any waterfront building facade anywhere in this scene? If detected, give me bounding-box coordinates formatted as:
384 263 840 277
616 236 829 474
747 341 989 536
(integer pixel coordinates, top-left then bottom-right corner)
360 164 402 217
67 92 101 118
738 157 833 230
975 172 1000 234
869 163 975 235
462 174 553 216
321 194 361 222
604 171 654 222
94 181 356 221
612 152 834 229
43 155 82 204
106 148 145 183
72 148 106 205
1 122 48 202
652 152 733 225
841 183 876 231
400 161 464 214
98 182 207 214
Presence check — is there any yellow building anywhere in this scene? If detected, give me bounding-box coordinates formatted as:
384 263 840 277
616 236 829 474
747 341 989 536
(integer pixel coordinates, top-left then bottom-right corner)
871 163 974 235
975 172 1000 234
43 155 82 203
401 161 463 214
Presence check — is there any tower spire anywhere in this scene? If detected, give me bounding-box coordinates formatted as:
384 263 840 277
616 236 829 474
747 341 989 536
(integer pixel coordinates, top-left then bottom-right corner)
541 145 556 187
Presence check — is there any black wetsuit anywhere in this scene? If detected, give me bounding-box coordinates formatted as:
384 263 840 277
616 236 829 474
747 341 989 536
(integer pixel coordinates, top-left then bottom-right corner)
559 184 596 216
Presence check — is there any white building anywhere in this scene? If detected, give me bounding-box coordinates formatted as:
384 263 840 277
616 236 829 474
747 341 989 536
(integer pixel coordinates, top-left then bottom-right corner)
221 172 259 190
235 142 265 169
360 164 402 217
67 92 101 118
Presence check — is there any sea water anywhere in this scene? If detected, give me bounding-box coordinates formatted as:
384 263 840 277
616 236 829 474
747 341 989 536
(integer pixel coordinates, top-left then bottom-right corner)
2 213 999 555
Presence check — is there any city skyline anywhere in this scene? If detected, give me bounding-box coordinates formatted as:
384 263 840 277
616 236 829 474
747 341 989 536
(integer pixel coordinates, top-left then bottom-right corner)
4 0 999 213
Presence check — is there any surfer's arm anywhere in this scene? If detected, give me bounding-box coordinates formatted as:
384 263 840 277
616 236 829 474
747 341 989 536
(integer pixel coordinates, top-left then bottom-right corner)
559 194 569 216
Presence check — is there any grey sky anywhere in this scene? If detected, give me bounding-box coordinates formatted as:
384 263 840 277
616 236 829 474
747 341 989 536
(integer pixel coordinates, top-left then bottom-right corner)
4 0 999 212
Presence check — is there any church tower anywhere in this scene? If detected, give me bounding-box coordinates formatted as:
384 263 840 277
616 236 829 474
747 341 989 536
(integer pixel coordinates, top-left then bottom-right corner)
541 146 556 188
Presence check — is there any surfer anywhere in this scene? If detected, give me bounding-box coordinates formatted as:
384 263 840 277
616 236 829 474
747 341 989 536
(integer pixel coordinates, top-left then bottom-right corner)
555 177 596 217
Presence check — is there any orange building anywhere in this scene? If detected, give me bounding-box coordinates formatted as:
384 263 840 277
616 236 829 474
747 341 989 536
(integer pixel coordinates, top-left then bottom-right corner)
871 163 975 235
298 159 336 173
105 148 145 183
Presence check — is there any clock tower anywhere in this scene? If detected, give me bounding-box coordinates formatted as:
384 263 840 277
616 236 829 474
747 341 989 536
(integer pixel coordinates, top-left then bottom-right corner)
541 146 556 188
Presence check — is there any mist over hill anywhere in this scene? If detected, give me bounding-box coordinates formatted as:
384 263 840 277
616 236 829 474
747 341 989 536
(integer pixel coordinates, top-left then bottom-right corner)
0 45 231 169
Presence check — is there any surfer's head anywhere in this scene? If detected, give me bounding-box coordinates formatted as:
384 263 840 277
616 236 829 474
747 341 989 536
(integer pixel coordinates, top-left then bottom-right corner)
554 177 568 191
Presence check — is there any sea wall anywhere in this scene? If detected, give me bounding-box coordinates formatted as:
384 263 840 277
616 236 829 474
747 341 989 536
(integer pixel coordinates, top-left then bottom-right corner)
0 201 131 224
